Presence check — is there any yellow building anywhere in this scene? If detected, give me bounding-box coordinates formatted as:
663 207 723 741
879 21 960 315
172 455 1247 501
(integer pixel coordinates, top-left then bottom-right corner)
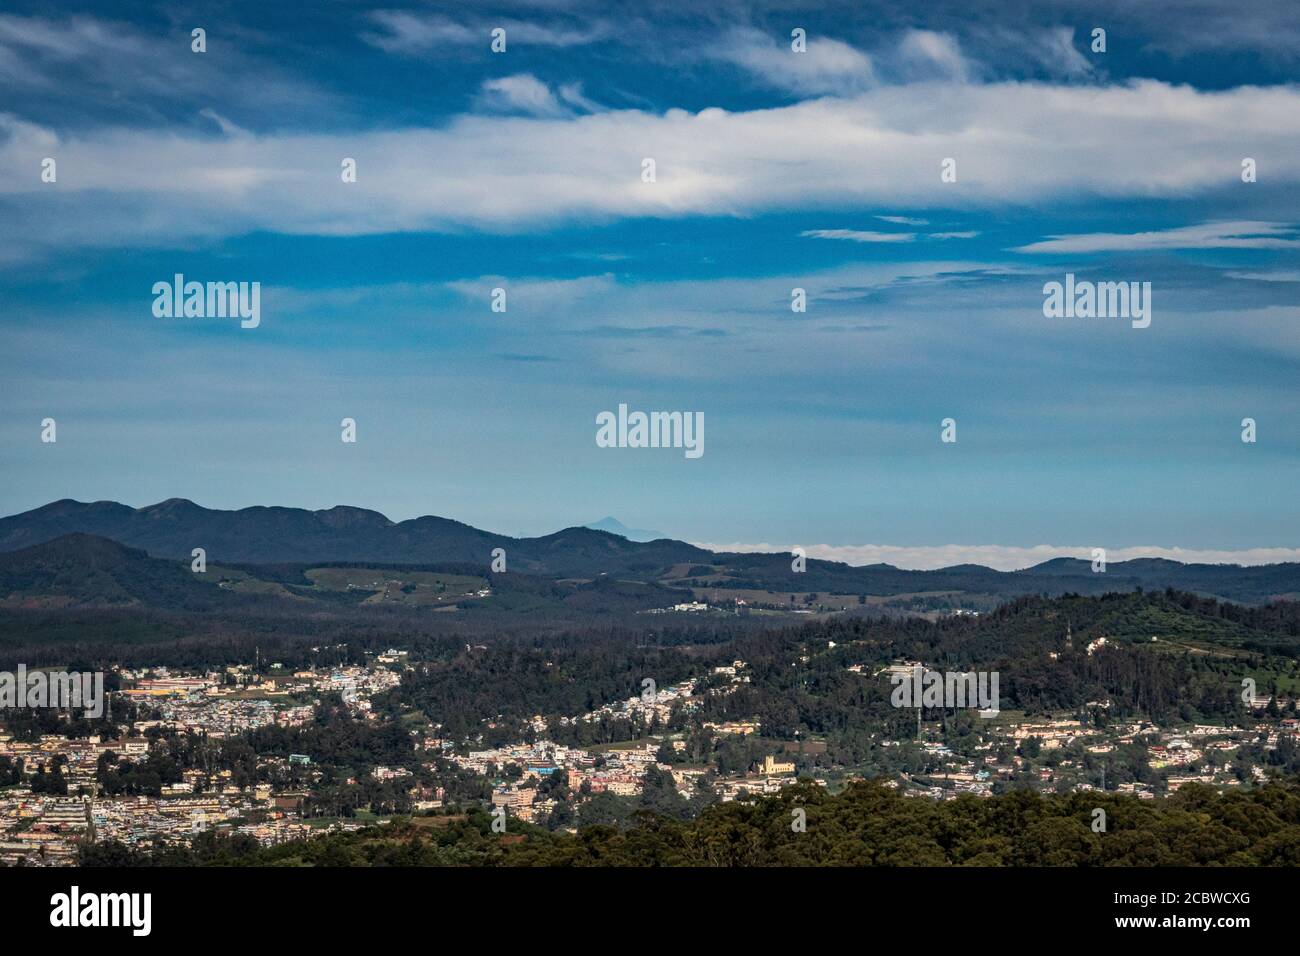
761 754 795 775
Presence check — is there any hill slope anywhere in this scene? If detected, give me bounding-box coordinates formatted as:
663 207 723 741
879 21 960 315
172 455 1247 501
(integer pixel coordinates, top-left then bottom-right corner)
0 534 230 610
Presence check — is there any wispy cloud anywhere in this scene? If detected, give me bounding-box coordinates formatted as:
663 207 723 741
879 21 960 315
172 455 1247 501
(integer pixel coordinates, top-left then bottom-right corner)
1022 26 1094 79
476 75 602 116
801 228 914 243
895 30 975 82
804 227 979 243
1225 269 1300 282
361 10 607 53
1014 221 1300 253
495 352 561 363
710 25 875 96
477 74 572 117
445 274 616 311
0 13 334 128
360 10 475 50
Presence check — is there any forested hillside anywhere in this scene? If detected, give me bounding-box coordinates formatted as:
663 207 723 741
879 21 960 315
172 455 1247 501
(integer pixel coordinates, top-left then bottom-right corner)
79 779 1300 867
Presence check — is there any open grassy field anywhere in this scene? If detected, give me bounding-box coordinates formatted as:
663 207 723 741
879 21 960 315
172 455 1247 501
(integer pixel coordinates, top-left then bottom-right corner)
302 567 488 607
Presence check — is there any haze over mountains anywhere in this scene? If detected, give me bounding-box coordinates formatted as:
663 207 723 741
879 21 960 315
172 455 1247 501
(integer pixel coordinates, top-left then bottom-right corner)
584 517 668 543
1 499 1298 607
0 499 705 577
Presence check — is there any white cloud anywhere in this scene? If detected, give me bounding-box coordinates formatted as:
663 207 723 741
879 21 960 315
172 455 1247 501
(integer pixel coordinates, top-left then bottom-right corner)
801 228 914 243
877 215 928 226
696 541 1300 572
557 82 601 112
477 74 569 117
1225 269 1300 282
1014 220 1300 253
896 30 975 82
1108 0 1300 59
197 109 249 138
362 10 606 53
1025 26 1093 79
0 14 333 123
712 26 875 96
360 10 474 50
3 80 1300 252
444 273 617 312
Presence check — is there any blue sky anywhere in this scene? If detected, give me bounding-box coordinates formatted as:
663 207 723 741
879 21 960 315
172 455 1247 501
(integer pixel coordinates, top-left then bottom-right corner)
1 0 1299 567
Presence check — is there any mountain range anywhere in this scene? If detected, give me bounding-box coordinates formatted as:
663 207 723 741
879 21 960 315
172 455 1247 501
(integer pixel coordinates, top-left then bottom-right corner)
0 499 704 577
1 499 1298 606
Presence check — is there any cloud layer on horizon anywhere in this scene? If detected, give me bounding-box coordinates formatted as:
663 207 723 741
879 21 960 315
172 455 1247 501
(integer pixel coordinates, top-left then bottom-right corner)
695 542 1300 572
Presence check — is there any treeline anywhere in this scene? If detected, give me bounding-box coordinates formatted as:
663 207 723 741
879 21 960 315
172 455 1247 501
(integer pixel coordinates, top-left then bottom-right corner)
77 778 1300 867
0 593 754 671
733 590 1299 721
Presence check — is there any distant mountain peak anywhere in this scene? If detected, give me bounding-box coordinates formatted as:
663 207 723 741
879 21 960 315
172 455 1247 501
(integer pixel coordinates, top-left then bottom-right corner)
315 505 394 528
25 532 142 558
584 517 667 543
144 497 201 512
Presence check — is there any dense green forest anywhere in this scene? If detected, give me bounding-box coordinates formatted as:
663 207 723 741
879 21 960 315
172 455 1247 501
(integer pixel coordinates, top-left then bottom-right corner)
77 778 1300 866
